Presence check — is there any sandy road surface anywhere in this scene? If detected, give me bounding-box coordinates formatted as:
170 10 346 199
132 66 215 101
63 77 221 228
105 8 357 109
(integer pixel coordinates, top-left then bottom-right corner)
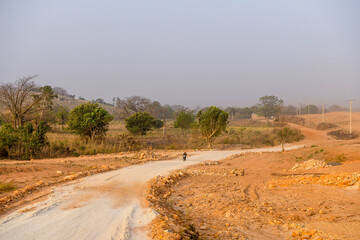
0 145 302 240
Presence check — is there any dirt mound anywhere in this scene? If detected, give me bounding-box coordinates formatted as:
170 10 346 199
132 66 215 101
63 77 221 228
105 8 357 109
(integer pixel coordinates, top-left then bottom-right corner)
133 150 167 160
290 159 329 171
270 172 360 190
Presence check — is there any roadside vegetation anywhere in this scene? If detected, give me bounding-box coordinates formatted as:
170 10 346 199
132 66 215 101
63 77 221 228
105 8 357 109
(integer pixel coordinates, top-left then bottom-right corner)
1 76 353 161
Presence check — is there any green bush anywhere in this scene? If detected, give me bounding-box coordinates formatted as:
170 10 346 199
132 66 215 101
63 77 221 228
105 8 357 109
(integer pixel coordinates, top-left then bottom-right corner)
125 112 156 136
0 122 49 159
68 102 113 139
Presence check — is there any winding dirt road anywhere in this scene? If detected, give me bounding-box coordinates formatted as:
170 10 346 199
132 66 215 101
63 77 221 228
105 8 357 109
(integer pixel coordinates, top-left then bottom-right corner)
0 146 302 240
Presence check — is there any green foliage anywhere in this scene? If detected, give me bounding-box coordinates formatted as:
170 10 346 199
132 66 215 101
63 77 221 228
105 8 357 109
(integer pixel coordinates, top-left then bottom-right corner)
196 106 229 148
0 122 49 159
153 119 164 129
224 107 255 120
125 112 156 136
56 106 69 129
174 111 195 135
301 104 319 114
0 124 18 157
68 102 113 139
256 95 283 118
277 127 303 151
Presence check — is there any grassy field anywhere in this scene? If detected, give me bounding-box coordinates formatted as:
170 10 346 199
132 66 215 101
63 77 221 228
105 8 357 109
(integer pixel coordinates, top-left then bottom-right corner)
42 119 297 159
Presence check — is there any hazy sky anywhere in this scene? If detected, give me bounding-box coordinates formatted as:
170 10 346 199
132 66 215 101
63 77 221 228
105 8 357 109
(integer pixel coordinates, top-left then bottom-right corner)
0 0 359 108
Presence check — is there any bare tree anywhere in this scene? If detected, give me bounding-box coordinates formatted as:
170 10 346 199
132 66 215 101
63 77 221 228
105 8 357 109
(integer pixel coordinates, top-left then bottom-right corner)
0 75 55 127
115 96 152 117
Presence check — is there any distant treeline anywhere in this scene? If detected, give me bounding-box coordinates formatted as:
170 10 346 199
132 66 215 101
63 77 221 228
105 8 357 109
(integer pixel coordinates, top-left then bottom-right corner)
50 86 350 121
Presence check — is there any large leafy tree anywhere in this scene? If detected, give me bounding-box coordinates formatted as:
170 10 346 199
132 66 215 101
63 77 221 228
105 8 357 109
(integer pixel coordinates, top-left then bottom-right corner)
174 111 195 136
196 106 229 148
125 112 156 136
68 102 113 139
256 95 284 118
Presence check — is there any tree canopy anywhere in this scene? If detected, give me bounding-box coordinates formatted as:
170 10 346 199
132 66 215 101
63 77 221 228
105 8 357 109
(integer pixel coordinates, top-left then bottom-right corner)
68 102 113 139
256 95 284 118
196 106 229 148
125 112 156 136
174 111 195 135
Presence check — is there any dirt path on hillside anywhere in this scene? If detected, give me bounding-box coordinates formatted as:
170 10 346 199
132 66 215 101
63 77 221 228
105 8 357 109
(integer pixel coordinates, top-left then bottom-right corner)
0 146 302 240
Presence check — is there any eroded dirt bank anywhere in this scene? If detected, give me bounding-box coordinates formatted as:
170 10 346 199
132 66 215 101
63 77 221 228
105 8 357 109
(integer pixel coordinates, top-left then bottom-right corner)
147 126 360 239
0 148 300 240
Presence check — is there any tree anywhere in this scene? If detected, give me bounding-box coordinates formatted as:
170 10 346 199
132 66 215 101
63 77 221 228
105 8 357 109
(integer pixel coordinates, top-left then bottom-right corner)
174 111 195 136
153 119 164 129
33 85 57 124
115 96 152 117
53 86 69 97
196 106 229 148
0 76 56 127
301 104 319 114
256 95 284 118
125 112 156 136
238 107 254 119
68 102 113 139
282 105 297 115
328 104 345 112
94 98 105 104
225 107 237 120
277 127 303 152
56 106 69 130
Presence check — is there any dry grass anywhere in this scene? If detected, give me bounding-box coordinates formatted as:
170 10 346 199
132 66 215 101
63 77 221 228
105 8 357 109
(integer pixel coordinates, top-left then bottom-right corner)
0 182 16 193
299 112 360 132
34 120 298 159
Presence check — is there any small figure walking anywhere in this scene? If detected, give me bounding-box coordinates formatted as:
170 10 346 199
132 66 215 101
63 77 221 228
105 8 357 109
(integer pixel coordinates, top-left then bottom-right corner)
182 152 187 161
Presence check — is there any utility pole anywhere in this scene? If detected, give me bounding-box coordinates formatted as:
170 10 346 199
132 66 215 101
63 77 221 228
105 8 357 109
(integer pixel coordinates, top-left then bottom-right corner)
345 100 356 134
322 104 325 123
308 104 310 115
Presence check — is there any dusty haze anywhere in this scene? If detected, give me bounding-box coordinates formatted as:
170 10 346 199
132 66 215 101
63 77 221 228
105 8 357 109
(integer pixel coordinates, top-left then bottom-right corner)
0 0 359 108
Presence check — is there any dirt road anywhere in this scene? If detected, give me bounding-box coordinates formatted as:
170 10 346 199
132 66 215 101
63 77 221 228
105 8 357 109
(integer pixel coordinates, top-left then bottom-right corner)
0 145 302 240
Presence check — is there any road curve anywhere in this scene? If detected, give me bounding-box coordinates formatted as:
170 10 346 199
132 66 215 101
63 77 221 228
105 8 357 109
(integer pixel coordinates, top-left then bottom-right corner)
0 145 302 240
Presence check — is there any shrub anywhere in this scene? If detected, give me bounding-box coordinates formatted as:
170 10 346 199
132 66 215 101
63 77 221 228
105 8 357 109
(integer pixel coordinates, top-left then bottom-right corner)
328 130 359 140
0 122 49 159
316 122 337 130
68 102 113 139
153 119 164 129
125 112 156 136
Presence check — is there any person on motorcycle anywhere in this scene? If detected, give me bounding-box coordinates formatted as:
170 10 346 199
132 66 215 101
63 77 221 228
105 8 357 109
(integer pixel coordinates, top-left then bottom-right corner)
183 152 187 161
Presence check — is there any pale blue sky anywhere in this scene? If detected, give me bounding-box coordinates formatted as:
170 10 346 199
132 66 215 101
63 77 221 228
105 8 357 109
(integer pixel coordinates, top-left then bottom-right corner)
0 0 359 108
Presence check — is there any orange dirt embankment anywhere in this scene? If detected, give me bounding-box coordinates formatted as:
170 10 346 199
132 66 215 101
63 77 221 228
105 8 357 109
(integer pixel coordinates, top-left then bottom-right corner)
0 150 181 216
147 121 360 239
